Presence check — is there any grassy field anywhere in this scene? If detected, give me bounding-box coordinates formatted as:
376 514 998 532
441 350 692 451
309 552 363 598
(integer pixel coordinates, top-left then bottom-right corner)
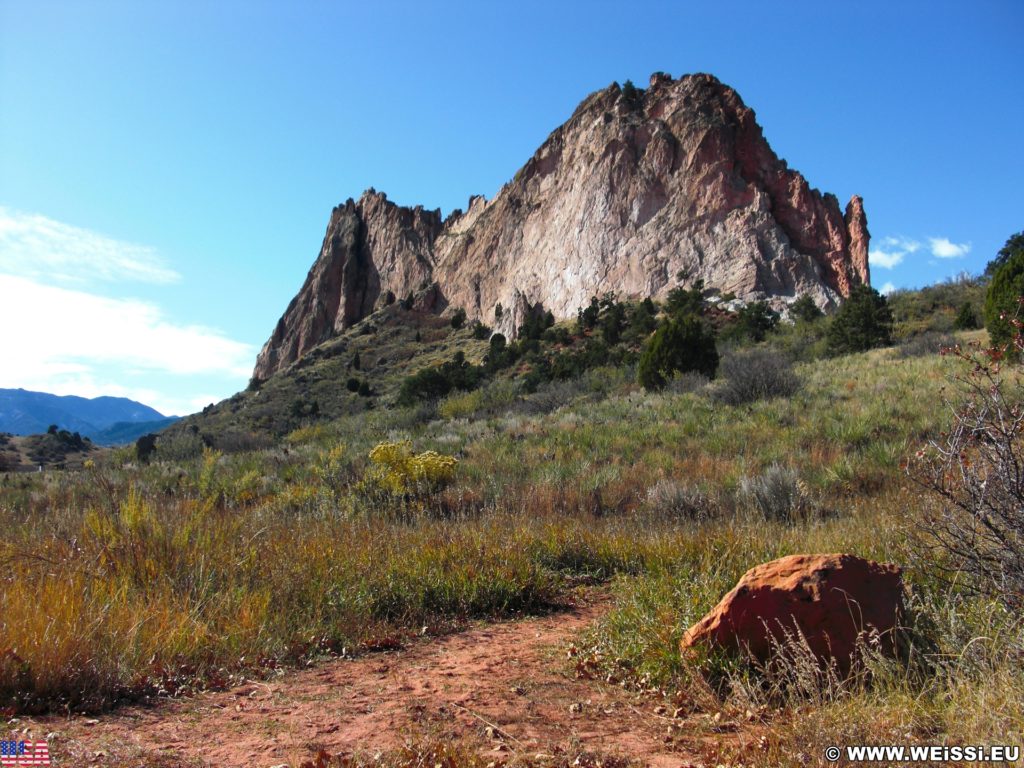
2 307 1021 763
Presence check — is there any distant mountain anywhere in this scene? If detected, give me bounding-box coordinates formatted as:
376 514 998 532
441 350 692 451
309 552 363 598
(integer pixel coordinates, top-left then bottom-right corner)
0 388 179 445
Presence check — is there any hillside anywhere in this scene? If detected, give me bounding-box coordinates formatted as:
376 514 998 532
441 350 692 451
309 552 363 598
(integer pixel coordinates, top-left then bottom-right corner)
6 308 1022 764
0 428 98 471
162 275 988 456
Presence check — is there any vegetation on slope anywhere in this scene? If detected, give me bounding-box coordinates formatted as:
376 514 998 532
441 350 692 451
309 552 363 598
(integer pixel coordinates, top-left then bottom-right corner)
1 257 1021 762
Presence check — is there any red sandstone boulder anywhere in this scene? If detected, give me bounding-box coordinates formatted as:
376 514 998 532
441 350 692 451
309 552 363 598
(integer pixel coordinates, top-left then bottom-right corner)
680 554 904 671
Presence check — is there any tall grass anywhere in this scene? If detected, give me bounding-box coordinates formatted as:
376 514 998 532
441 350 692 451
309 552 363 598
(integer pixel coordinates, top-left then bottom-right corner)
2 334 1020 755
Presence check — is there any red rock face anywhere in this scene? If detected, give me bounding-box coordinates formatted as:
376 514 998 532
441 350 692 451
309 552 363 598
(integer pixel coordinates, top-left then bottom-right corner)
253 192 441 380
254 73 870 380
680 554 904 672
845 195 871 288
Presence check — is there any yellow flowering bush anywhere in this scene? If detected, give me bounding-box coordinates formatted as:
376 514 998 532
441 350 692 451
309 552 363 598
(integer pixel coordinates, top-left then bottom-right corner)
366 441 458 496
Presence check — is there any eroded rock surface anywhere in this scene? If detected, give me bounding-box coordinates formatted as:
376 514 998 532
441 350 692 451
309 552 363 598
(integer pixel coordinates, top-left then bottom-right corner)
680 553 904 672
255 73 869 380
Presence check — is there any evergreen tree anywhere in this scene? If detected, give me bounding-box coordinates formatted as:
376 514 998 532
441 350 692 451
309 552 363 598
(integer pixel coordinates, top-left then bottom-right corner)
953 301 979 330
638 315 718 390
734 301 779 342
577 297 600 331
665 280 705 319
826 284 893 356
598 295 627 345
984 230 1024 277
984 243 1024 352
620 79 643 108
790 294 824 323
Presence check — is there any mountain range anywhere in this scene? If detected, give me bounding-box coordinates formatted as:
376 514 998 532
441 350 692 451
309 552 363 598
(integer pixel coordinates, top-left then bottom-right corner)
0 388 178 445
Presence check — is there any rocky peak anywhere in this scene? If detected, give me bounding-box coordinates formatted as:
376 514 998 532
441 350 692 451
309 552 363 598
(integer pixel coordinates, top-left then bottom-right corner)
254 72 870 380
253 192 442 379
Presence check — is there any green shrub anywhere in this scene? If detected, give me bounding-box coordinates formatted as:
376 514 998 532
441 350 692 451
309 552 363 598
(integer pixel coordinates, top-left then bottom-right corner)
598 294 627 345
289 398 320 418
826 284 893 356
888 273 984 338
135 433 157 464
450 308 467 329
542 325 572 346
577 297 600 332
665 281 705 319
624 298 658 342
520 307 555 340
638 315 718 390
730 301 779 342
953 301 978 330
984 230 1024 277
620 79 643 108
397 352 484 405
984 241 1024 352
790 294 824 323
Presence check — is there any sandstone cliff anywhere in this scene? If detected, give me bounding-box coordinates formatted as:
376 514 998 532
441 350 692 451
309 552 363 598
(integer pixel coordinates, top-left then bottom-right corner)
254 72 869 380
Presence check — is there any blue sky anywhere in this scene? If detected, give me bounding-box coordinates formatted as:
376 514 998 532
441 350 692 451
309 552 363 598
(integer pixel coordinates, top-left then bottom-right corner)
1 1 1021 416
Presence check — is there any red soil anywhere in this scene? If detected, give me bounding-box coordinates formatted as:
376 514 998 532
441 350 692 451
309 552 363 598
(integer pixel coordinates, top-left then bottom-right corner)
19 591 710 767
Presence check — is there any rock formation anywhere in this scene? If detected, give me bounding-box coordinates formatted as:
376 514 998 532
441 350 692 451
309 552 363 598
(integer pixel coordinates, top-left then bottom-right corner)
680 554 904 672
254 72 870 380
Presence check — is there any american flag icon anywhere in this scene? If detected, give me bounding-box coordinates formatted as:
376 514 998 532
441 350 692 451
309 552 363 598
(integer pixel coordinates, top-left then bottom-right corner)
0 740 49 767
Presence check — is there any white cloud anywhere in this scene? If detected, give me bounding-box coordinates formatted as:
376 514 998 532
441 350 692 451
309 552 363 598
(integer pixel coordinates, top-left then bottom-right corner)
869 236 920 270
929 237 971 259
870 234 971 269
0 207 180 285
869 248 905 270
879 281 896 295
0 274 254 415
881 236 921 253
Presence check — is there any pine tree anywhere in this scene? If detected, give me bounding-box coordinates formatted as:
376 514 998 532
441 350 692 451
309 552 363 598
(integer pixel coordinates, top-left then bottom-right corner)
953 301 978 330
985 243 1024 352
638 315 718 390
826 285 893 356
790 294 824 323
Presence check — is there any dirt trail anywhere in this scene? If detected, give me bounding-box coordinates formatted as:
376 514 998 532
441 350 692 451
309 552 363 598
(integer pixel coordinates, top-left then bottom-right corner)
24 591 702 767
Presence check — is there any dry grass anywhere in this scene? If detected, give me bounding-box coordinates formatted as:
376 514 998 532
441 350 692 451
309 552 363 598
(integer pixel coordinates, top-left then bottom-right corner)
1 330 1021 760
